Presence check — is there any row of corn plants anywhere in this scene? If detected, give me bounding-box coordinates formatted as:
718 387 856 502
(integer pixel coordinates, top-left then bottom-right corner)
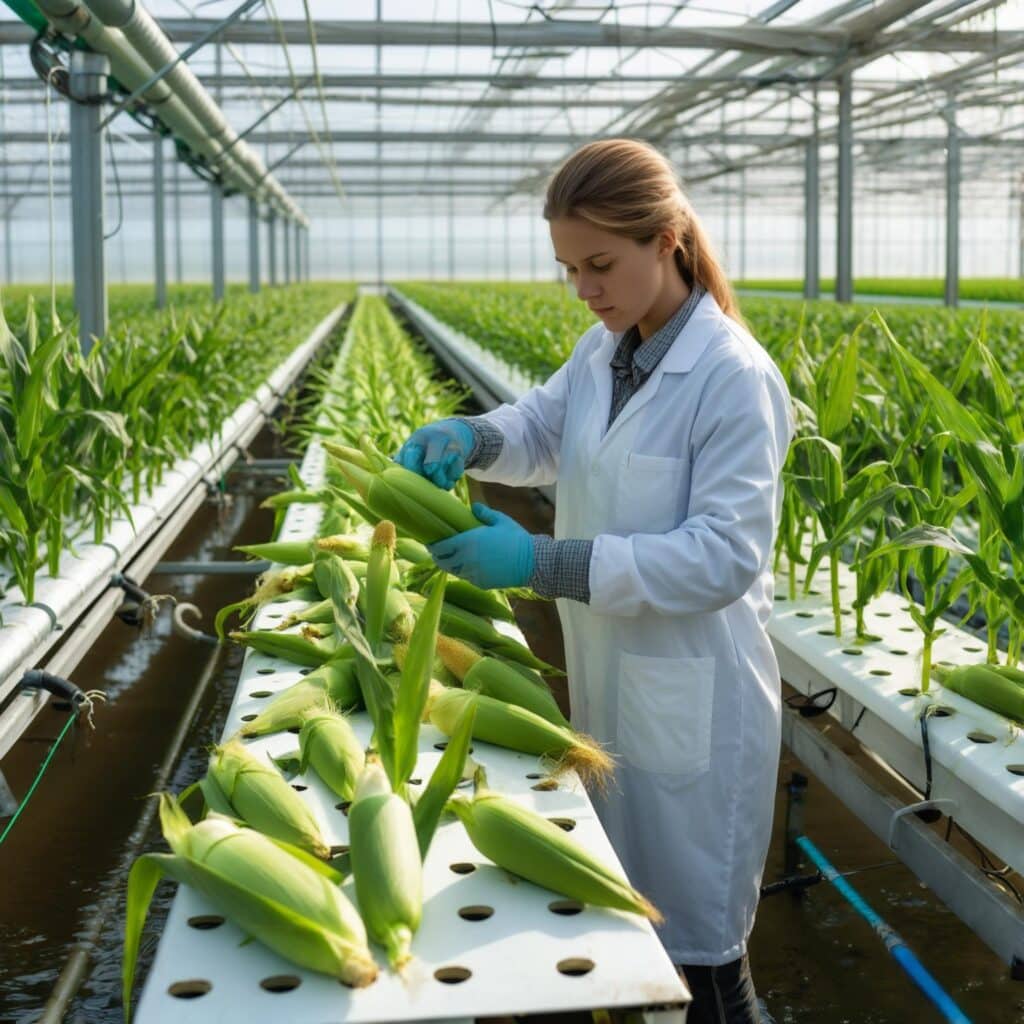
124 295 659 1016
0 283 353 605
397 282 1024 723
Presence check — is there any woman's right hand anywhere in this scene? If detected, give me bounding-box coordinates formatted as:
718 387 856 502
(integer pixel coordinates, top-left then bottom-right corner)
394 419 475 490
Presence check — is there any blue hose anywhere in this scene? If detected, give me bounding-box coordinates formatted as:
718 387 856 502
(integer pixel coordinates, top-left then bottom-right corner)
795 835 972 1024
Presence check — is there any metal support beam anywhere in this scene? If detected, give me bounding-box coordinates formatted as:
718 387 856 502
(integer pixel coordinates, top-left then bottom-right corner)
446 190 454 280
247 196 260 293
173 157 182 283
284 217 292 284
268 210 278 286
836 71 854 304
153 137 167 309
804 102 821 300
70 51 109 355
944 96 960 309
295 222 302 282
211 185 225 300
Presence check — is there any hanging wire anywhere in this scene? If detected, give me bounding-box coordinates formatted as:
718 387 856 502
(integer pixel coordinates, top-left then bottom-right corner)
264 0 345 204
103 130 125 241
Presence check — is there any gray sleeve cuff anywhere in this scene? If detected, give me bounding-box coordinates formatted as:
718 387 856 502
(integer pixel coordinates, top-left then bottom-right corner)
529 536 593 604
457 416 504 470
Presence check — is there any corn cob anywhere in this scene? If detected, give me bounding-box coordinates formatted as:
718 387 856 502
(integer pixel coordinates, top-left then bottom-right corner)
404 563 515 622
229 628 348 668
405 594 562 674
298 708 366 801
239 658 361 737
435 635 569 728
428 688 612 788
933 663 1024 724
448 790 661 922
205 740 332 859
348 761 422 969
123 798 376 1019
275 597 335 629
329 440 481 544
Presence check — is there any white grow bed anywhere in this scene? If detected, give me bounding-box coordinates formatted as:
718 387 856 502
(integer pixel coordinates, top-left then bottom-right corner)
134 341 689 1022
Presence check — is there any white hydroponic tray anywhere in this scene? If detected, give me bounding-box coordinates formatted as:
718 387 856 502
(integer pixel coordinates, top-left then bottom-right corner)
134 350 688 1023
769 561 1024 876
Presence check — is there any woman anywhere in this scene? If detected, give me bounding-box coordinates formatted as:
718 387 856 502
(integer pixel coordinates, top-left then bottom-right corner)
396 138 793 1023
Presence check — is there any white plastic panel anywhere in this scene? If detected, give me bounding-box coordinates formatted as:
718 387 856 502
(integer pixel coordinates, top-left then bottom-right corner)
769 562 1024 875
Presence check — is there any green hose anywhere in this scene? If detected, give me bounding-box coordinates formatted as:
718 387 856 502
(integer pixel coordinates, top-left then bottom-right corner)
1 0 48 34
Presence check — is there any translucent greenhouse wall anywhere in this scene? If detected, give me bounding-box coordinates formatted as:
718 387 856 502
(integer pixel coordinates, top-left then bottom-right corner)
2 187 1022 285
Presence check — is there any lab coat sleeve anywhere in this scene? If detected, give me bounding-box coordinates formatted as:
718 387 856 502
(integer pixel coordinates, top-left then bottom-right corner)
464 358 573 489
589 361 793 617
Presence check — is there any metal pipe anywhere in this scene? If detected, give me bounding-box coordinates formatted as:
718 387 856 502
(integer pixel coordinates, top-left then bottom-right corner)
804 104 821 300
153 135 166 308
944 95 960 309
247 195 259 293
836 70 854 303
70 50 108 354
268 209 278 286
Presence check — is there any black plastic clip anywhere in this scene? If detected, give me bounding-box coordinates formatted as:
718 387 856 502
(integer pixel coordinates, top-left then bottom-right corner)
785 686 837 718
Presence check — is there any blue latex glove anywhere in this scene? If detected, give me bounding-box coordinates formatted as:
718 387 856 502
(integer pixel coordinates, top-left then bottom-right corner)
394 419 474 490
428 502 535 590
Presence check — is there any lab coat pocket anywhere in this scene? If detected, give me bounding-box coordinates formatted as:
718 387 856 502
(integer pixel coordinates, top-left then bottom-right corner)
616 453 685 534
616 653 715 777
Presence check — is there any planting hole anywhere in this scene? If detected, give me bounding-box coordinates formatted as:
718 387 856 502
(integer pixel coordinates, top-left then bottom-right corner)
336 801 351 815
967 731 996 744
260 975 301 993
549 817 576 832
450 862 476 875
458 905 493 921
526 772 544 779
240 714 257 722
187 915 224 930
257 668 275 676
899 626 915 633
409 777 422 786
898 688 921 697
267 613 283 620
532 780 559 792
963 646 983 653
869 669 892 677
796 612 814 619
557 958 595 977
291 783 308 791
249 690 273 698
841 649 863 657
817 629 835 636
808 589 822 596
168 980 211 1000
330 844 350 857
889 649 908 656
931 705 955 718
299 668 312 676
434 741 448 751
549 899 584 916
287 726 301 734
1006 765 1024 777
435 966 472 984
875 611 892 618
775 595 787 602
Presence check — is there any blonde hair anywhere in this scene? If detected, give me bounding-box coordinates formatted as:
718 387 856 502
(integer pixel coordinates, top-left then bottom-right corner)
543 138 742 322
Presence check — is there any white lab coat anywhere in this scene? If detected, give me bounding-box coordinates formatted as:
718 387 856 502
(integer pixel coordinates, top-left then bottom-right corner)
466 290 795 965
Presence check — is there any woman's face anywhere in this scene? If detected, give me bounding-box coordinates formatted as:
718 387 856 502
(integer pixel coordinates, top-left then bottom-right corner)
549 215 674 334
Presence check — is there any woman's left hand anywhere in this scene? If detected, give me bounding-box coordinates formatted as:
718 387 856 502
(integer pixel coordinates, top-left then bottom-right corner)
428 503 534 590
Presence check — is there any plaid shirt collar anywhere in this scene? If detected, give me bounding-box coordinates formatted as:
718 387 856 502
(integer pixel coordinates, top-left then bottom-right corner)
609 284 707 380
